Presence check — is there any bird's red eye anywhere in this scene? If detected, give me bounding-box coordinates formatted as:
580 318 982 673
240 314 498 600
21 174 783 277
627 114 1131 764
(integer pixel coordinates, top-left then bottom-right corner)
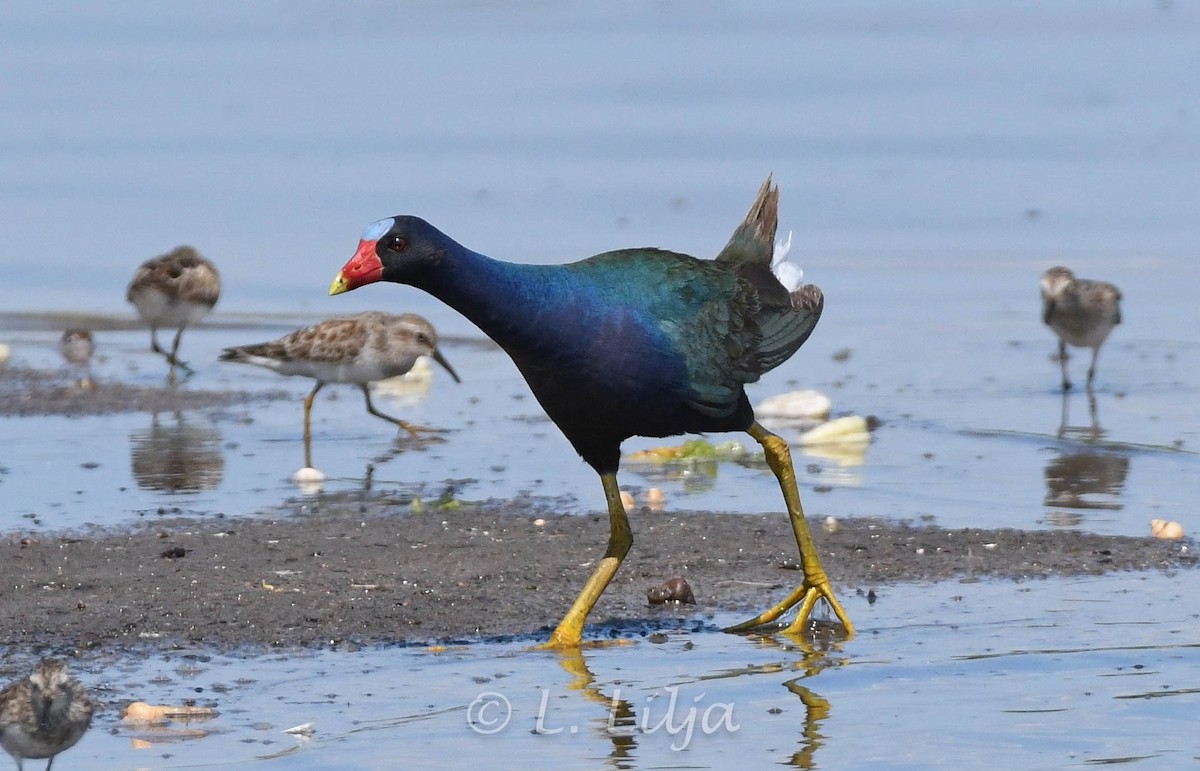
388 236 406 252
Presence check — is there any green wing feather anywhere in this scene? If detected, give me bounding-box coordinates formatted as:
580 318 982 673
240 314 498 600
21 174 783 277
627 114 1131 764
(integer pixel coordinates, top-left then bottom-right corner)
571 175 822 419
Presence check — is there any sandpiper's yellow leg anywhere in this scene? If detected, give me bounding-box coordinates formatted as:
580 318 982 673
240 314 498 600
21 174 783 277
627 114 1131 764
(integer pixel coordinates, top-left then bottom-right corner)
540 472 632 649
303 382 324 468
359 385 444 439
726 422 854 636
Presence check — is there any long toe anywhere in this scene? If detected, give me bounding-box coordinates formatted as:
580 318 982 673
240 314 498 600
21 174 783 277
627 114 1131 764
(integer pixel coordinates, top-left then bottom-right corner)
783 581 853 636
724 581 812 633
164 352 193 373
726 579 853 637
399 421 447 437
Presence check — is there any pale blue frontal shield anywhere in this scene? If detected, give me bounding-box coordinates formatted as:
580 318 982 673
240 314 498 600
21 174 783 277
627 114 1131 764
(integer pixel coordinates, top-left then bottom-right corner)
361 218 394 241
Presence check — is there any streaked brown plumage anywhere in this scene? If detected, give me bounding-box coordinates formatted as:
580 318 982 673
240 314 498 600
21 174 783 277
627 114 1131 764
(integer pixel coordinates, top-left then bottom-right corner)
0 659 93 771
1040 266 1122 390
219 312 460 467
126 245 220 378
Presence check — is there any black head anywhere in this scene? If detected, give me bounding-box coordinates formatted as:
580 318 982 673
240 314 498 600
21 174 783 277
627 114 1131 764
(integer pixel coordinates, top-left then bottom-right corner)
330 215 452 295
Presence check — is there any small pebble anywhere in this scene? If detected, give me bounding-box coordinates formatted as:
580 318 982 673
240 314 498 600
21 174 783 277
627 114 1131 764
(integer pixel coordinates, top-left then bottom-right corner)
533 518 546 527
645 487 665 511
646 576 695 605
822 516 841 534
620 491 635 512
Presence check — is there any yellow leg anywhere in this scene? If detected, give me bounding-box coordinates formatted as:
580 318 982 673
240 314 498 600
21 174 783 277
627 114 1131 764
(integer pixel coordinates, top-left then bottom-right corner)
540 472 632 649
360 385 442 439
303 382 324 468
725 421 854 636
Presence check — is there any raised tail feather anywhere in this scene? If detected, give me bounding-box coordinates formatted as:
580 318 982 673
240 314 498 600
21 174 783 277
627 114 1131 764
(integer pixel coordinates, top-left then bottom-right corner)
715 175 779 267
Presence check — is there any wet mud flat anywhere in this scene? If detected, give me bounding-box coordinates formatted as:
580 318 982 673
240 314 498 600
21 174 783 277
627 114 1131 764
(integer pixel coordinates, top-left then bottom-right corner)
0 364 289 416
1 497 1192 650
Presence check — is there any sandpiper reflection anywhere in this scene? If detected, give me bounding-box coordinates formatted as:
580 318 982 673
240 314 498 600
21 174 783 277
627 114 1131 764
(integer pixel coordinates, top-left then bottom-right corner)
130 412 224 492
1043 390 1129 522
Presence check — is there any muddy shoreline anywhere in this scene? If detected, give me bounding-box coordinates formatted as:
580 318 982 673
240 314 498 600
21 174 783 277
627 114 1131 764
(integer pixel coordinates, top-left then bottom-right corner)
1 359 1194 652
2 497 1192 651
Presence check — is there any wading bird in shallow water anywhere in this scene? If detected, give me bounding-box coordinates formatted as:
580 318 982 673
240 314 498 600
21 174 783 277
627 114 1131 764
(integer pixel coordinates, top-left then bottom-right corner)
0 658 93 771
330 177 853 647
219 312 460 469
58 329 95 389
126 245 221 381
58 330 93 368
1040 266 1122 391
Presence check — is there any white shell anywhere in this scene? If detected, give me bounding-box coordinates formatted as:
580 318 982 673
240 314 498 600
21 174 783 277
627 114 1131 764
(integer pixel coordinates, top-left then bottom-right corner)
799 416 871 446
292 467 327 494
292 467 326 483
757 389 832 420
1150 519 1185 540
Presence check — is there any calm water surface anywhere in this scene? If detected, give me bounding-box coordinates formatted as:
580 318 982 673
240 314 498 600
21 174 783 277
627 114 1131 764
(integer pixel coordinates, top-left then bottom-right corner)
18 573 1197 769
2 1 1199 768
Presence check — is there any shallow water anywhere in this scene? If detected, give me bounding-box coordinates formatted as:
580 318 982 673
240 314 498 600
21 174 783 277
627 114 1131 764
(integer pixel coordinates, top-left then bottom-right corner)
3 254 1196 539
21 572 1196 769
2 1 1200 768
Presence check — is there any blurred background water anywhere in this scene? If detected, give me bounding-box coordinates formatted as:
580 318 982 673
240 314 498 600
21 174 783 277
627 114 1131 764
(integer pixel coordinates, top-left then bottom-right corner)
3 0 1198 319
2 0 1197 537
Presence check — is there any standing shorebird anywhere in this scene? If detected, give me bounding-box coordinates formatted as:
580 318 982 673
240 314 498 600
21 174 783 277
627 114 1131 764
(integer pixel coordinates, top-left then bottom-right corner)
57 330 93 368
58 329 95 390
1040 266 1122 390
219 312 460 468
329 177 853 647
0 659 93 771
126 245 221 379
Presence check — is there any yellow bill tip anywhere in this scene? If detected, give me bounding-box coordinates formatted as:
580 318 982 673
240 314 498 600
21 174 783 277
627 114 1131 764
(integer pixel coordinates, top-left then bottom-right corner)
329 272 350 296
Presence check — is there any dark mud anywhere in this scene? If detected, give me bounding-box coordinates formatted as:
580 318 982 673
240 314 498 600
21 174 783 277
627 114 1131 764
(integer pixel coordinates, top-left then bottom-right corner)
0 365 288 416
1 496 1192 650
2 344 1194 651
